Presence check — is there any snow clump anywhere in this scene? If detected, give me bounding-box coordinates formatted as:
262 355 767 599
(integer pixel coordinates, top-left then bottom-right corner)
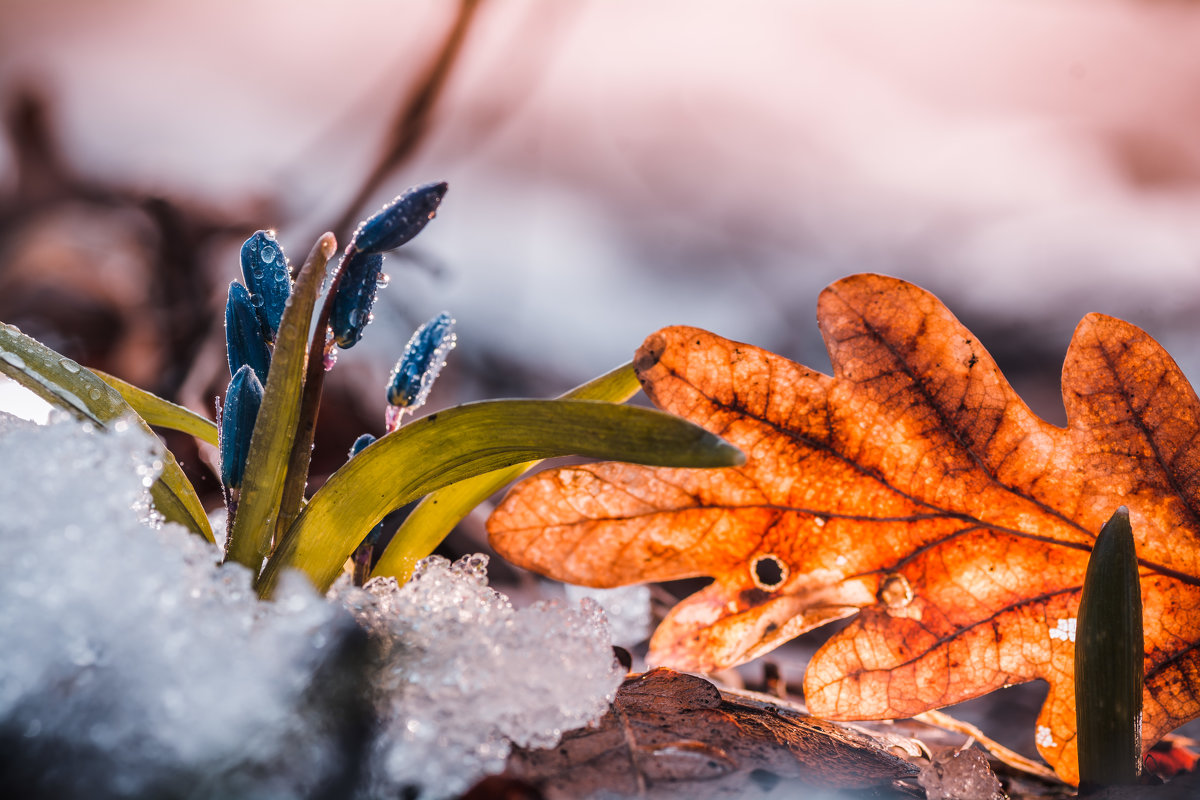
0 413 623 798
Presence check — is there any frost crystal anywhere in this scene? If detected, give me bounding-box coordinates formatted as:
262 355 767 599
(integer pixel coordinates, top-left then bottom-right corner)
334 554 624 799
564 583 652 647
1048 617 1076 642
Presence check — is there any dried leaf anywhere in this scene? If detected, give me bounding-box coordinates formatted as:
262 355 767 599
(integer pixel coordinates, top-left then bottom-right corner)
504 668 917 797
488 273 1200 784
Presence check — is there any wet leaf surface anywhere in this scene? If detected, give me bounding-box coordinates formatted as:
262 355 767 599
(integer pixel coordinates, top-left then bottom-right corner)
502 668 918 798
489 273 1200 784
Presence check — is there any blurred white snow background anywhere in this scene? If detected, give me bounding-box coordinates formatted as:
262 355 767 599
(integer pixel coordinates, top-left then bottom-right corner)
2 0 1199 422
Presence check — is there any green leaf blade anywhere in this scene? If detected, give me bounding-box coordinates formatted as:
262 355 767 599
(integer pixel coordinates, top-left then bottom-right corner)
0 323 213 542
370 361 643 583
259 398 743 597
1075 505 1144 789
92 369 219 447
225 233 336 569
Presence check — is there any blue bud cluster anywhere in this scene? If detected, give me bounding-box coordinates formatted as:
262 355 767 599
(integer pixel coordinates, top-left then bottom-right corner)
329 182 447 350
220 231 292 490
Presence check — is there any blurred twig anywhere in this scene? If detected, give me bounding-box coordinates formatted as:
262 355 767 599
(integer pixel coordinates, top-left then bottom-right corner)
332 0 486 241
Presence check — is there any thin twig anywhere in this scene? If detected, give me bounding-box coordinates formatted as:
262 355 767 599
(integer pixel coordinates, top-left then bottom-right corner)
914 708 1061 783
332 0 486 240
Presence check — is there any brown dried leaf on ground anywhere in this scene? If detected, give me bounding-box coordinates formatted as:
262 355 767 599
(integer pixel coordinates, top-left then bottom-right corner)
488 273 1200 784
503 667 918 798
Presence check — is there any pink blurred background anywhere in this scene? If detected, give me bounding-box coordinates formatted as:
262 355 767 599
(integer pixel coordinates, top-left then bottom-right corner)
4 0 1200 761
4 0 1200 415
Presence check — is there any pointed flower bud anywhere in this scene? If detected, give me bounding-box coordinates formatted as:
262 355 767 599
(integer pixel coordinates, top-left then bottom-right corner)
219 364 264 489
351 181 448 255
348 433 377 459
386 312 456 428
224 280 271 383
328 250 384 349
239 230 291 341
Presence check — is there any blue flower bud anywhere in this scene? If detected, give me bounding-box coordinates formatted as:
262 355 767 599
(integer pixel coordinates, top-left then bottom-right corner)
224 281 271 384
348 433 377 459
219 364 264 489
239 230 291 341
328 250 384 349
351 182 448 255
387 312 456 411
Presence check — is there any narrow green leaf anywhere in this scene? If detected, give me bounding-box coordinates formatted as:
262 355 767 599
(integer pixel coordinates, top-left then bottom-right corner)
0 323 213 542
371 361 642 583
258 398 744 597
1075 505 1144 789
92 369 219 447
225 233 337 570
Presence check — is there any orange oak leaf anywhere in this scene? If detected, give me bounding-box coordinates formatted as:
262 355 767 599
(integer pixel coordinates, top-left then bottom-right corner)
486 273 1200 785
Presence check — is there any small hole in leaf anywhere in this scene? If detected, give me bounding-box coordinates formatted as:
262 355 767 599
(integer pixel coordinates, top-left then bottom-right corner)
751 555 787 590
878 573 913 608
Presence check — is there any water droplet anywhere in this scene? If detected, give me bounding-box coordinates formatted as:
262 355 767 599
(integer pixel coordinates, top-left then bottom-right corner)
1 351 26 369
60 358 80 374
348 310 363 328
365 312 374 325
323 345 339 371
376 273 391 288
88 388 102 401
249 294 265 308
260 245 276 264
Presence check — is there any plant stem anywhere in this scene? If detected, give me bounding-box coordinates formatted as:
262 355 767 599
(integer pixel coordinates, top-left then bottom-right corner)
272 246 354 545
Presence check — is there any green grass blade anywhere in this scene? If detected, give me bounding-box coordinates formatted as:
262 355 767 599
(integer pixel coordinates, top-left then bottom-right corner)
92 369 219 447
1075 505 1144 789
258 398 744 597
371 361 642 583
225 233 337 570
0 322 213 542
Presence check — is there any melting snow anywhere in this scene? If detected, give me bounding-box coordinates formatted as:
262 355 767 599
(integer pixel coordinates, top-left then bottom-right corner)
0 413 623 799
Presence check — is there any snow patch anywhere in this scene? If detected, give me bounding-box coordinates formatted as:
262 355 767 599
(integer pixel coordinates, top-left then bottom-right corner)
0 415 623 799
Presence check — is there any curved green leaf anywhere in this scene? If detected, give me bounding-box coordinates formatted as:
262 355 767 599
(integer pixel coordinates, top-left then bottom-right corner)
258 398 744 597
225 233 337 569
371 361 642 583
93 369 219 447
0 323 213 542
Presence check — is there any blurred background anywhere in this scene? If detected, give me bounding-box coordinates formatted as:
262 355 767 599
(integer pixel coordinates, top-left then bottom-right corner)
4 0 1200 472
2 0 1200 530
3 0 1200 762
